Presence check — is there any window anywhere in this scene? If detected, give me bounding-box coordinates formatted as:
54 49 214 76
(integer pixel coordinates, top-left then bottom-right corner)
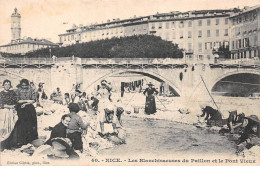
198 55 203 60
165 32 169 40
224 29 228 36
59 37 62 42
232 41 235 49
213 42 221 49
172 32 176 39
188 21 192 27
254 36 257 46
188 31 192 38
237 39 242 48
243 38 249 47
188 43 192 51
216 19 219 25
179 21 184 28
207 30 211 37
158 22 162 29
151 23 155 29
166 22 169 29
205 42 212 50
198 30 202 38
238 17 242 23
224 41 229 48
64 36 66 41
198 42 202 52
28 44 30 48
68 35 70 41
198 20 202 26
225 18 228 25
171 22 175 28
72 35 74 40
216 30 219 37
207 19 211 26
207 55 211 60
179 31 183 39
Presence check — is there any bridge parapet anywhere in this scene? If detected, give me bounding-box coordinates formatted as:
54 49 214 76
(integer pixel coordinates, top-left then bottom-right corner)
80 58 185 65
0 57 259 67
210 58 260 69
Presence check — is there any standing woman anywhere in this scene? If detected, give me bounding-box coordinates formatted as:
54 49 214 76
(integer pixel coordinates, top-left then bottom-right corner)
0 80 18 140
143 82 158 115
1 79 38 150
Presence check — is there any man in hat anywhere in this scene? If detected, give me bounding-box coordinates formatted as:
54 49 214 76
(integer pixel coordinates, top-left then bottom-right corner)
67 103 88 152
45 114 71 145
236 115 260 153
143 82 158 115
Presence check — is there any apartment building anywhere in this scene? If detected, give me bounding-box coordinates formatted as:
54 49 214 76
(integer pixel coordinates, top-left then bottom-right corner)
147 10 232 61
229 5 260 59
59 9 239 61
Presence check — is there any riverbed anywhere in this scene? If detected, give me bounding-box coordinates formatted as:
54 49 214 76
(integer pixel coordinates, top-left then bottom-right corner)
99 115 236 158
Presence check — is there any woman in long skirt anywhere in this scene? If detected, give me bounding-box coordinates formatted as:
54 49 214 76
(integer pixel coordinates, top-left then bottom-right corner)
143 82 158 115
1 79 38 151
0 80 18 140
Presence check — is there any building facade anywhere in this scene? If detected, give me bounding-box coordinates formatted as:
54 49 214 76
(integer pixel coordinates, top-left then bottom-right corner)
58 9 239 61
147 11 231 61
229 5 260 59
0 8 58 54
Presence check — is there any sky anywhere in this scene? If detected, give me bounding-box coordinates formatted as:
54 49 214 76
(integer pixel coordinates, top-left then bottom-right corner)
0 0 259 45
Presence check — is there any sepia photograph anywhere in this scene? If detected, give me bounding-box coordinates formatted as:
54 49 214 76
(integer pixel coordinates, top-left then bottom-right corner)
0 0 259 166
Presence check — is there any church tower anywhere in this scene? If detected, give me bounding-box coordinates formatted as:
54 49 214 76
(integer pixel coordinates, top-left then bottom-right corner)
11 8 21 41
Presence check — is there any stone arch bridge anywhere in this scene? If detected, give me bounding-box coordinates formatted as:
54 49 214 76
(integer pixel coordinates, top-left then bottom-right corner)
0 57 259 99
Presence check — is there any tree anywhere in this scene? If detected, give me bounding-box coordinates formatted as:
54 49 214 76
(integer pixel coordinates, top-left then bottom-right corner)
1 35 183 58
212 45 231 59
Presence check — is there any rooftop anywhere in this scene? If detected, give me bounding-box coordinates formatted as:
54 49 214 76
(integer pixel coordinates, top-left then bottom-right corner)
0 37 58 47
61 8 241 35
230 5 260 18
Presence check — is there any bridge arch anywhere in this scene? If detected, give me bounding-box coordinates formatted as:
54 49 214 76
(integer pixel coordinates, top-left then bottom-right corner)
83 69 181 96
210 70 260 97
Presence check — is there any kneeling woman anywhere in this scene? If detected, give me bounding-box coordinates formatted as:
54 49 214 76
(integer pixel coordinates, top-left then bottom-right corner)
1 79 38 150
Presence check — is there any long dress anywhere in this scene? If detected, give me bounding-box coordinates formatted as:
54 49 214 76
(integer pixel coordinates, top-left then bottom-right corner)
0 90 18 140
143 87 158 115
0 88 38 151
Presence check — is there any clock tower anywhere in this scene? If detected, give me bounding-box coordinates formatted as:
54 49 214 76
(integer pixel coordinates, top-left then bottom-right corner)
11 8 21 41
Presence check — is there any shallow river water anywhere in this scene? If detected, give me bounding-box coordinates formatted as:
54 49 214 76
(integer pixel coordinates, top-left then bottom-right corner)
99 115 237 157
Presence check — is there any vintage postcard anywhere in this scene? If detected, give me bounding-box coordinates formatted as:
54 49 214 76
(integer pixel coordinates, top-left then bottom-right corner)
0 0 259 166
